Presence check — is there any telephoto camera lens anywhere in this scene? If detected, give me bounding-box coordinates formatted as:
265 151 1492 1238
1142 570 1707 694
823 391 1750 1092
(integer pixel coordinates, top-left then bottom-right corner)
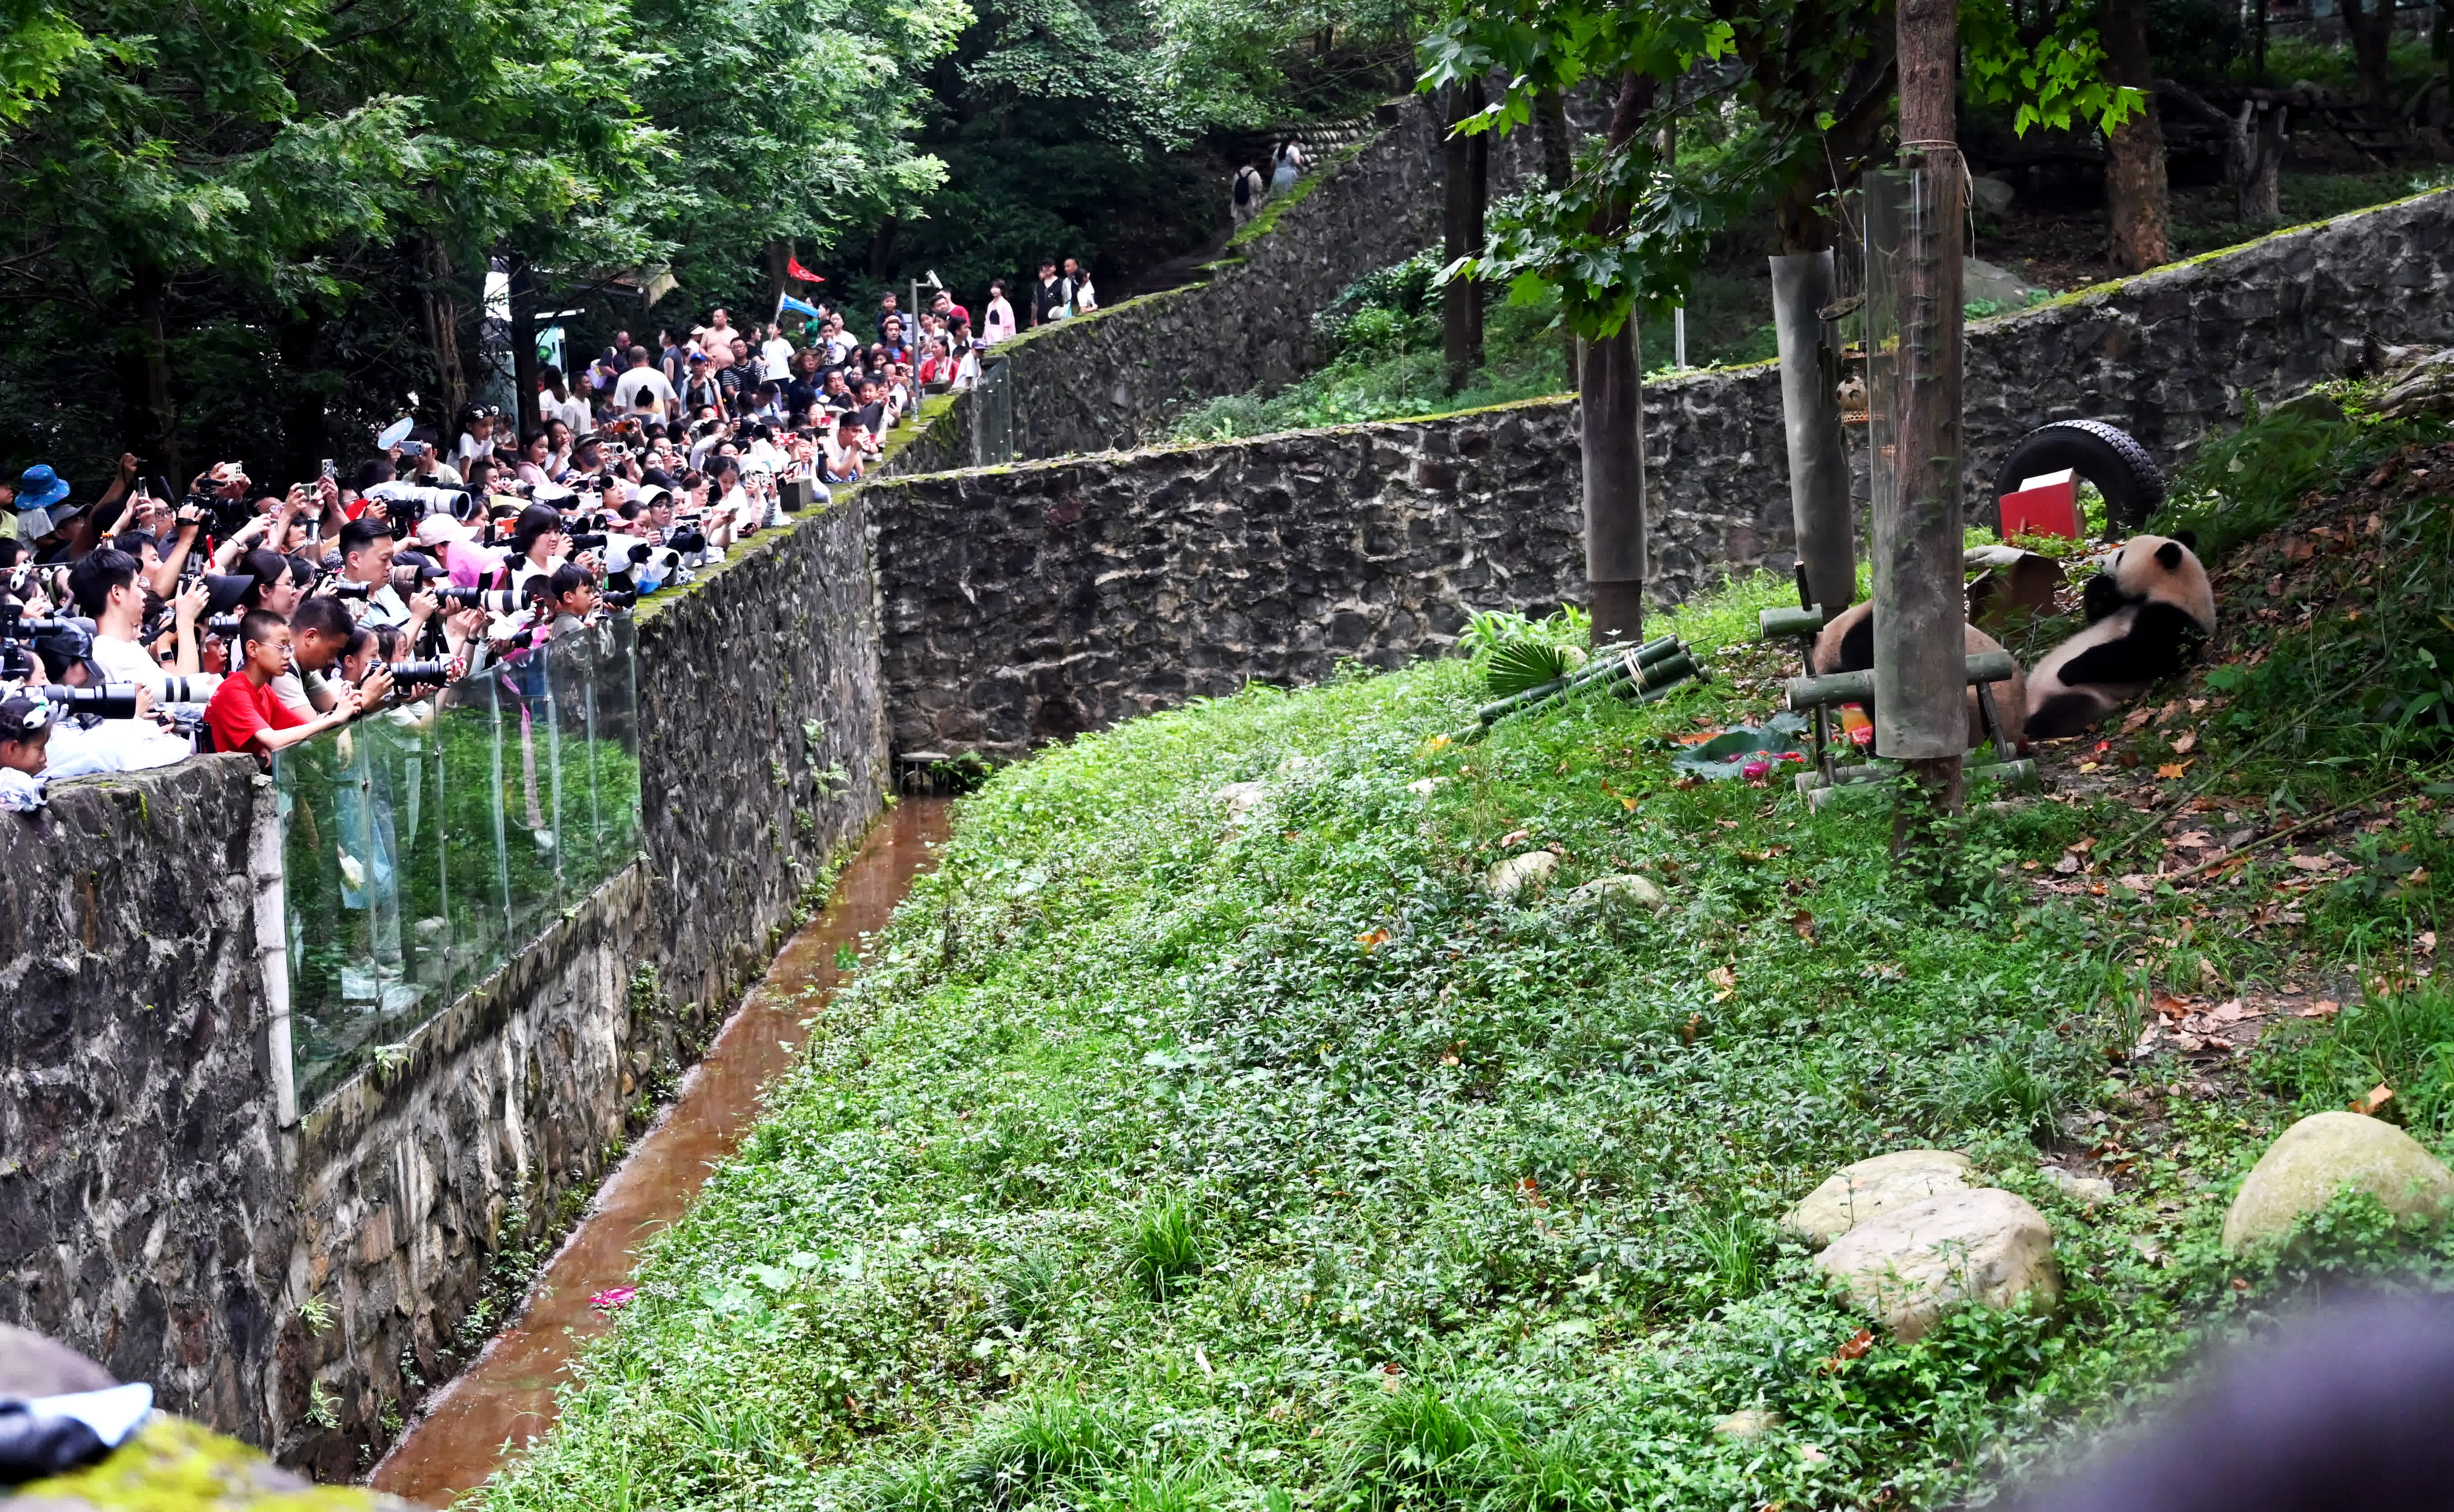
386 660 451 684
602 589 637 609
327 580 372 601
567 531 608 552
157 673 221 704
205 614 242 637
35 683 140 720
668 528 707 554
439 585 523 616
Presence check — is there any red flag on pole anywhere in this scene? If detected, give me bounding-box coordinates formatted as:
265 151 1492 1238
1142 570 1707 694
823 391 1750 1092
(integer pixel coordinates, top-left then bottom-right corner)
786 256 826 283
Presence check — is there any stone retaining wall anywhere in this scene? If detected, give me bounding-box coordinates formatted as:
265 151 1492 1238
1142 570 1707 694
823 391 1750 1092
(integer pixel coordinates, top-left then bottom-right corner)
872 189 2454 758
0 494 891 1468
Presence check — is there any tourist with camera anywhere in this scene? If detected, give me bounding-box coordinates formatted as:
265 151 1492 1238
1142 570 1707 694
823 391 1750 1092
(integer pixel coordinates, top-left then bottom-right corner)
72 547 210 695
203 609 364 762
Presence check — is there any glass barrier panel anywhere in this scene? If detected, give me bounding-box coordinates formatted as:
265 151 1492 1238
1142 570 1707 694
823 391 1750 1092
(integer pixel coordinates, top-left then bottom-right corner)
277 624 641 1107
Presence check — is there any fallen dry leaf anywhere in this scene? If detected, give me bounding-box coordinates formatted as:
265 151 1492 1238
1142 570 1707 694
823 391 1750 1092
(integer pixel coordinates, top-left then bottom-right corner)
1672 730 1723 746
2353 1083 2396 1116
2153 991 2194 1019
1826 1335 1875 1374
1706 965 1738 990
1356 928 1390 951
2296 1000 2342 1019
2053 854 2083 875
2169 730 2198 755
2289 853 2334 871
2069 836 2097 853
1500 830 1530 848
2156 761 2194 779
2123 707 2158 733
2423 931 2440 954
2169 830 2213 850
1790 909 1816 942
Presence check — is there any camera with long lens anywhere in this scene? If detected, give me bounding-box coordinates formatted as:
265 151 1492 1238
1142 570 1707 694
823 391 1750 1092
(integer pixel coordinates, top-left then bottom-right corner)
438 585 524 616
325 580 372 601
567 531 608 553
157 673 221 704
667 527 707 555
205 614 241 637
601 589 637 609
196 491 254 538
34 683 140 720
386 659 451 685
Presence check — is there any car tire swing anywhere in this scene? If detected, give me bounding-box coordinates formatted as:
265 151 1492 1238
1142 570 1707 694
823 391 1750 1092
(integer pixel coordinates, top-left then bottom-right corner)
1990 419 2166 532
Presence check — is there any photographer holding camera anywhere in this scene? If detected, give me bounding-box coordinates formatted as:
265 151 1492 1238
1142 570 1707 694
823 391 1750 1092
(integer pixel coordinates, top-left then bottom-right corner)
71 547 211 695
203 609 364 762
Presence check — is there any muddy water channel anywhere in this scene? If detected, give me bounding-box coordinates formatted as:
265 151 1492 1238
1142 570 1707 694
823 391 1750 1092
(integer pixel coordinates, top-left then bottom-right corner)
370 797 950 1506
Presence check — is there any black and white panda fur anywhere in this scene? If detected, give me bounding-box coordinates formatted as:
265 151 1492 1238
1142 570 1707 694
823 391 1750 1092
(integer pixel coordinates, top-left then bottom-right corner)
2023 532 2215 741
1807 600 2029 750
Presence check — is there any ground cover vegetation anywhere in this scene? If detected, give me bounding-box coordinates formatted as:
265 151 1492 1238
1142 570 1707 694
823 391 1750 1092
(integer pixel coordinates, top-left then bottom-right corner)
481 376 2454 1511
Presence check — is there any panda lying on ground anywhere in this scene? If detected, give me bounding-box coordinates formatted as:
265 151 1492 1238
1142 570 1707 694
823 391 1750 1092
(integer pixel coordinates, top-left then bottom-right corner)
2023 532 2216 740
1808 600 2030 750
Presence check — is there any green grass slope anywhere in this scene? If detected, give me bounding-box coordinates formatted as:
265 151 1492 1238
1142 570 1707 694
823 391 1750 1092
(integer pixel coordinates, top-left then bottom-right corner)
481 391 2454 1512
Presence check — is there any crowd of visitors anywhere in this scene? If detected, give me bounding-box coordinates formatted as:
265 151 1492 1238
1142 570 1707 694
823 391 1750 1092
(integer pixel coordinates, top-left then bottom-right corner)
0 269 1099 810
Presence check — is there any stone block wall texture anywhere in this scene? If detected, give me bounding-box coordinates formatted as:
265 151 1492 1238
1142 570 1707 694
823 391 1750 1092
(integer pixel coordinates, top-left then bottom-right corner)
0 492 891 1469
0 757 289 1442
872 189 2454 758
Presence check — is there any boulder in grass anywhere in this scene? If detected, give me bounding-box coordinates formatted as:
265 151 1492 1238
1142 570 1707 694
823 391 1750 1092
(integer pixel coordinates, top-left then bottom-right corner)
1781 1149 1975 1247
1211 782 1269 822
2220 1111 2454 1255
1573 873 1666 909
1485 850 1557 900
1814 1187 2060 1342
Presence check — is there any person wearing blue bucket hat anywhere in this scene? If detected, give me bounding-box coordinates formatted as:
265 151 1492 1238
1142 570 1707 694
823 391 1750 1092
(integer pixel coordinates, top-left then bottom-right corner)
17 465 67 511
7 464 67 547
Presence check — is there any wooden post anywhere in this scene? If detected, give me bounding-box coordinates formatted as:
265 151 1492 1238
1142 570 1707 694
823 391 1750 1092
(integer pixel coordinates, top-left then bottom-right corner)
1875 0 1967 823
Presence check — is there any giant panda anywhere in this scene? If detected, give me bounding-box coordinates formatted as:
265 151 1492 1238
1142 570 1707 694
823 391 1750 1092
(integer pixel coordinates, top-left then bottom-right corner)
1808 600 2029 751
2023 532 2215 741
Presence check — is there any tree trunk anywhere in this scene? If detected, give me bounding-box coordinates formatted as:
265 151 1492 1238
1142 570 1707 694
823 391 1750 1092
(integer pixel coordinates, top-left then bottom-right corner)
2159 81 2289 223
1583 322 1646 647
2103 0 2169 272
764 238 792 324
1581 73 1655 647
416 236 468 423
1442 78 1489 395
2241 101 2287 221
277 308 325 490
1771 252 1854 618
2342 0 2396 117
1877 0 1968 821
1536 88 1577 386
128 264 180 484
869 215 899 280
507 253 542 440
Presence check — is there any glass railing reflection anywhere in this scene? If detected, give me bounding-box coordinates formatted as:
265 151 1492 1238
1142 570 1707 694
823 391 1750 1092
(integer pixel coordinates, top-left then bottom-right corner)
274 618 641 1108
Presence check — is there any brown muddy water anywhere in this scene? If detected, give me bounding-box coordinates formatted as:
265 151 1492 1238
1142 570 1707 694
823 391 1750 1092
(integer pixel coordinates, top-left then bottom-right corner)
369 797 951 1506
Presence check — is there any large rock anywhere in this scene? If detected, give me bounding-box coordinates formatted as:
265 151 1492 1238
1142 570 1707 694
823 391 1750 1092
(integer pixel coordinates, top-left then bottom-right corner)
1814 1188 2060 1341
1573 873 1666 909
1485 850 1558 900
2220 1111 2454 1254
1782 1149 1975 1246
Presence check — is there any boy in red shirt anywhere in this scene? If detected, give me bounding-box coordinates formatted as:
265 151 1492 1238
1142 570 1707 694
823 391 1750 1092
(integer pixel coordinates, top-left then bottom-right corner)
206 609 361 761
